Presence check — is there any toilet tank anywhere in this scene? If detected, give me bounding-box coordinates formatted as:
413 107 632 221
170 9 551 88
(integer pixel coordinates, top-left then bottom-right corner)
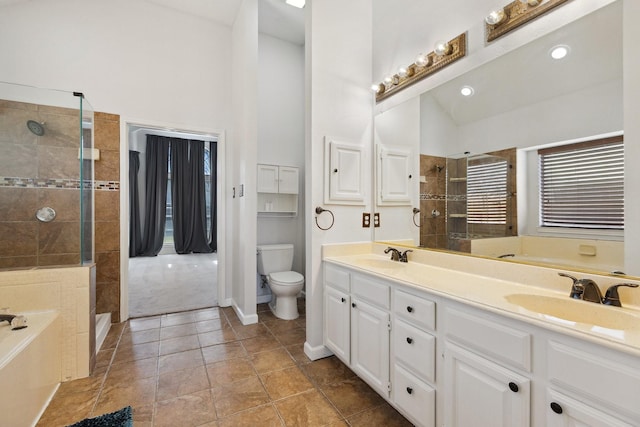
257 244 294 275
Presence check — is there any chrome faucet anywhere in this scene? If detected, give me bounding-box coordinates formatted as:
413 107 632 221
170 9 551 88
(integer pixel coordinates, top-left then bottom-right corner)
384 247 401 261
558 273 603 303
602 283 639 307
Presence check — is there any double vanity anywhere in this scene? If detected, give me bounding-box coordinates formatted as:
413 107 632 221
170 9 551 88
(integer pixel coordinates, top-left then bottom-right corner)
322 243 640 427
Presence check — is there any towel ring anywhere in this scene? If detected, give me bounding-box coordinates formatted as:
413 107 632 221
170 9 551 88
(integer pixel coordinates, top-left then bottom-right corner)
315 206 335 230
412 207 420 227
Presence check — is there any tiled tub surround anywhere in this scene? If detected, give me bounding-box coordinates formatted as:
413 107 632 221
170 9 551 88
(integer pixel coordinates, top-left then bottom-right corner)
323 242 640 352
0 310 61 427
37 303 412 426
0 265 95 381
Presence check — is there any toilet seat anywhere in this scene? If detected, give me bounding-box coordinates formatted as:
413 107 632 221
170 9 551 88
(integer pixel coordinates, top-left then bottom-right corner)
269 271 304 285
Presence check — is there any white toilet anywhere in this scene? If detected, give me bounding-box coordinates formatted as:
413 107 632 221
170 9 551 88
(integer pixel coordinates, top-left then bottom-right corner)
256 244 304 320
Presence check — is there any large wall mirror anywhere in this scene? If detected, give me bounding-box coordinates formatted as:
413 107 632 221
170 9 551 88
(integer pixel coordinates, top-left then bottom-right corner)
373 1 626 276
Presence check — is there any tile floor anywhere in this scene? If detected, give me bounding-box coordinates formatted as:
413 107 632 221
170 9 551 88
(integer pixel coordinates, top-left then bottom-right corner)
38 300 413 427
128 253 218 317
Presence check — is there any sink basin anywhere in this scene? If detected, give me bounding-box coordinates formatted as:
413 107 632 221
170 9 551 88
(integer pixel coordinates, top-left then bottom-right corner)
504 293 640 331
351 257 404 271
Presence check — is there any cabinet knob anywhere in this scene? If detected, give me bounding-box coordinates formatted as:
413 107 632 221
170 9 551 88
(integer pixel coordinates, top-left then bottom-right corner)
406 387 413 394
341 298 345 303
508 382 519 393
409 174 412 179
550 402 563 414
333 168 338 173
406 306 414 313
406 337 413 344
351 302 356 308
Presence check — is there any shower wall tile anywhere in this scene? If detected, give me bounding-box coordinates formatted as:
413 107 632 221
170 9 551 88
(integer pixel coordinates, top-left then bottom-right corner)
0 107 38 145
38 188 81 221
38 221 81 255
39 254 81 267
0 222 37 257
38 145 80 180
95 147 120 182
0 187 38 221
37 108 80 148
95 251 119 284
95 191 119 222
0 142 38 177
0 256 37 269
94 112 120 152
96 280 120 322
95 221 119 252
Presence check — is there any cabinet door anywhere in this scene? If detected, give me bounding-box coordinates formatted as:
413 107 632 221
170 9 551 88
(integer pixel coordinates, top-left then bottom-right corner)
351 297 390 397
278 166 299 194
324 286 350 363
547 390 635 427
444 342 530 427
327 140 365 204
377 145 412 205
257 164 279 193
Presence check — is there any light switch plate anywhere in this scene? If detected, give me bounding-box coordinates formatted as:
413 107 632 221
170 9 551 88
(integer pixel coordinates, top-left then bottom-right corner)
239 184 244 197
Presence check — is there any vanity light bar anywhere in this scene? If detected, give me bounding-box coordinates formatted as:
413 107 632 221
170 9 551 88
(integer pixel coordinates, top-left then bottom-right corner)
374 33 467 103
485 0 573 43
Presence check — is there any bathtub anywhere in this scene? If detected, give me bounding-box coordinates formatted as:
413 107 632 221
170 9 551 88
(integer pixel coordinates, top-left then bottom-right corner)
0 310 61 427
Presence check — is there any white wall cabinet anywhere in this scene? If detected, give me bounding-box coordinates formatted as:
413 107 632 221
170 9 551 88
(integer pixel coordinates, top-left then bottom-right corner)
324 138 365 205
376 144 413 205
257 164 298 215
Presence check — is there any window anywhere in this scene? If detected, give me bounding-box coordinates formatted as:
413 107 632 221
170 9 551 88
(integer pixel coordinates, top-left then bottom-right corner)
538 136 624 230
467 157 508 224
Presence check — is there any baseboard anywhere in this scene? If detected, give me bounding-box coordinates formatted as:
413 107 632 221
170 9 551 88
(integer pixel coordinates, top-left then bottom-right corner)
304 341 334 361
218 298 232 308
232 301 259 325
95 313 112 353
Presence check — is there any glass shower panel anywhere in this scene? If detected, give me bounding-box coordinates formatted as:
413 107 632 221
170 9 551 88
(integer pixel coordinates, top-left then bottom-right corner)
0 82 94 269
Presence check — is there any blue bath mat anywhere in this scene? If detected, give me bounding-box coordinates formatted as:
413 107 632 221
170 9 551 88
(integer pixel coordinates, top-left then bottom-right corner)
66 406 133 427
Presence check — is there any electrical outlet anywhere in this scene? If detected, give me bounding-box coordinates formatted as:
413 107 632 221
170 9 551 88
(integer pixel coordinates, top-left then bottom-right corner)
362 213 371 228
373 212 380 228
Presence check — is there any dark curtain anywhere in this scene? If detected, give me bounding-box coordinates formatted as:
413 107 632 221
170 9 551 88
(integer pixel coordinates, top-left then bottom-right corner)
171 139 212 254
209 141 217 252
140 135 170 256
129 151 142 257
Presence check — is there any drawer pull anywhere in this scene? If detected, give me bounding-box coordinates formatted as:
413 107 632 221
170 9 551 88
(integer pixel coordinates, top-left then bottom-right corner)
550 402 563 414
508 382 519 393
406 337 413 344
341 297 345 303
407 306 414 313
406 387 413 394
351 303 356 308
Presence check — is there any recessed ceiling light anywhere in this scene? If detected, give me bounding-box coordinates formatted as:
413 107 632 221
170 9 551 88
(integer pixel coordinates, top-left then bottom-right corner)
550 45 570 60
285 0 305 8
460 86 474 97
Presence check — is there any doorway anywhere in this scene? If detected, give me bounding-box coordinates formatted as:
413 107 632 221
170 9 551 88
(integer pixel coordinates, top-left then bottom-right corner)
121 121 226 319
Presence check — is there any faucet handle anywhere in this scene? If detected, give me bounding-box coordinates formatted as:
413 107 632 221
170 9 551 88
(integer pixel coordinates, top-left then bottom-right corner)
558 273 583 299
384 247 400 261
400 249 413 263
602 283 639 307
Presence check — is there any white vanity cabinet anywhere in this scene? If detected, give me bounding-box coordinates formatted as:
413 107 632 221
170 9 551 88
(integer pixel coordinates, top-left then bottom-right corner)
391 288 436 427
443 306 531 427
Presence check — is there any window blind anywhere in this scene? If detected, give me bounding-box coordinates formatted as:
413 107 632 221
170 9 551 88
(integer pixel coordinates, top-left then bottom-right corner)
467 159 508 224
538 136 624 229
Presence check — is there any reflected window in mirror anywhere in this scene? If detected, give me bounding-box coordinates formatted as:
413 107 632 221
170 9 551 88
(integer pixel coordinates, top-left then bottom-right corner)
538 135 624 230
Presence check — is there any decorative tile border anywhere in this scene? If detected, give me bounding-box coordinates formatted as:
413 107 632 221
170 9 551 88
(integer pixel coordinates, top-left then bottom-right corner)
420 194 447 200
0 177 119 191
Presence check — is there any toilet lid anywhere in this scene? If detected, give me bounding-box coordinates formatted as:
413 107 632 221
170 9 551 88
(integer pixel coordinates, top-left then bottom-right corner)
270 271 304 284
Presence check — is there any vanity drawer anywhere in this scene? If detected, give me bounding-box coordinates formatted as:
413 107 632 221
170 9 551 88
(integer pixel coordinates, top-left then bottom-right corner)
394 319 435 384
352 273 390 309
394 289 436 332
393 364 435 427
324 263 350 293
548 341 640 418
444 307 531 372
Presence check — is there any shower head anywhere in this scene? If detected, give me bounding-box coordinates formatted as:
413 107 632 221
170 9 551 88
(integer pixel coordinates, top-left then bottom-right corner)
26 120 45 136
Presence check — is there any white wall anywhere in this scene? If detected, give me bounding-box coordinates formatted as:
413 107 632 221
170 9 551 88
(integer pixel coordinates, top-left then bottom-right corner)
305 0 373 359
230 0 259 324
257 33 305 276
0 0 232 130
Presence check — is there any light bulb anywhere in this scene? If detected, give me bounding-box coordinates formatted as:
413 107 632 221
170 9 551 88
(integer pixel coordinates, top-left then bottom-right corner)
434 40 451 57
550 45 570 60
460 86 474 97
415 53 430 67
371 83 382 93
485 9 506 25
398 67 408 78
384 76 393 86
519 0 540 6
